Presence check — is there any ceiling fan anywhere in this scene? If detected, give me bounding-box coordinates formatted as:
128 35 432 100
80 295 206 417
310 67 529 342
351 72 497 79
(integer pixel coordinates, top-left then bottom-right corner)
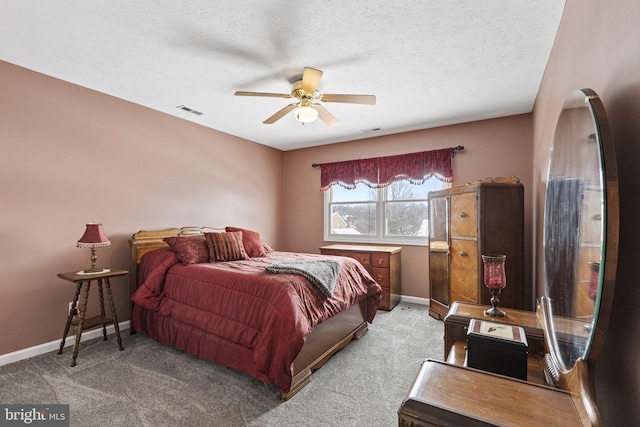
234 67 376 127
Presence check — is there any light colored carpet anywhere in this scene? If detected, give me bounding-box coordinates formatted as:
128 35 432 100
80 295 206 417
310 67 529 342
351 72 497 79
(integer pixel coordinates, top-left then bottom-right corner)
0 303 443 426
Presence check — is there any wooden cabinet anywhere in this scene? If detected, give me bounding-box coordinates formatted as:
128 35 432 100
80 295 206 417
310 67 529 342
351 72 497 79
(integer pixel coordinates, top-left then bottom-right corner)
428 181 529 319
320 244 401 310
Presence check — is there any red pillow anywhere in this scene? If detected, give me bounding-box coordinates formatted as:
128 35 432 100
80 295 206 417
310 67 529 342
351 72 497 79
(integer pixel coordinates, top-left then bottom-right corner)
225 226 267 258
163 236 209 265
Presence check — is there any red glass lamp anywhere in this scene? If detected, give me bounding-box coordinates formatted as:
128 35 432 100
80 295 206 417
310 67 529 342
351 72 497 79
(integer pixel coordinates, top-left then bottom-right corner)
77 223 111 273
482 254 507 317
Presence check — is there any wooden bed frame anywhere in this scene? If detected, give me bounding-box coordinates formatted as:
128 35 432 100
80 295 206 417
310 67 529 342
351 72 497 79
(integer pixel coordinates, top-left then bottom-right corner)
128 226 370 400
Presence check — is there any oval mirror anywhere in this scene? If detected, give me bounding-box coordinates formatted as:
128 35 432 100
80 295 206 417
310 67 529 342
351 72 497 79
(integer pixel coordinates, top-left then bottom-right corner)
542 88 618 375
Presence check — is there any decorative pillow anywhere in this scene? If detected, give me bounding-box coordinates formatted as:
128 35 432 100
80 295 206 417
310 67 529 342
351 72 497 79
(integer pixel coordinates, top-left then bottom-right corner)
225 226 267 258
205 231 249 262
163 236 209 265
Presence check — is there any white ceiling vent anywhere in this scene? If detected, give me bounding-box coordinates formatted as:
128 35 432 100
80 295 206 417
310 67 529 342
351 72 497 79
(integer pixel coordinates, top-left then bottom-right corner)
177 105 203 116
362 127 383 133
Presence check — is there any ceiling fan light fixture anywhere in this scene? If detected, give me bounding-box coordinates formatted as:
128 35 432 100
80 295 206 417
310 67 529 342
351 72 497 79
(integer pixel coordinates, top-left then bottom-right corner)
295 105 318 123
235 67 373 126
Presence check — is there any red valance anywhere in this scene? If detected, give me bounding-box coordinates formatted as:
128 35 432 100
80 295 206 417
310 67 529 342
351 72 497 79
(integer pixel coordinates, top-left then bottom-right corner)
319 148 454 191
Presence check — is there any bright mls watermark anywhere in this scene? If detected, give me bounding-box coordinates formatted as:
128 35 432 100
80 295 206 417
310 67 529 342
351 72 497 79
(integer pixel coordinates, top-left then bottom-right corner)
1 405 69 426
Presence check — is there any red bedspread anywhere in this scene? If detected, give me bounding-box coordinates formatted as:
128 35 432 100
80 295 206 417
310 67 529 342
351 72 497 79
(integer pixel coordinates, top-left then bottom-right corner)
131 249 382 392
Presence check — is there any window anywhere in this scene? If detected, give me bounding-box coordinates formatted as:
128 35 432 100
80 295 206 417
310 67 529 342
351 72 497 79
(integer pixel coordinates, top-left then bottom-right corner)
324 177 450 245
319 147 456 245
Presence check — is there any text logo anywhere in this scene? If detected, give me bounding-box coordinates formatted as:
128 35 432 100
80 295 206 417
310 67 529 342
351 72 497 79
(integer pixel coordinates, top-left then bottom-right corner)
1 405 69 427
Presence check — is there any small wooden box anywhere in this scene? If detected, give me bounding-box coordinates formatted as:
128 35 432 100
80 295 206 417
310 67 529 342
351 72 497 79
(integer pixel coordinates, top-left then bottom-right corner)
467 318 528 380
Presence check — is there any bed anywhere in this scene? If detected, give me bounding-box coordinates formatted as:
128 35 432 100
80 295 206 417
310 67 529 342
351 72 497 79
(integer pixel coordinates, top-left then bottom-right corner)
129 226 382 400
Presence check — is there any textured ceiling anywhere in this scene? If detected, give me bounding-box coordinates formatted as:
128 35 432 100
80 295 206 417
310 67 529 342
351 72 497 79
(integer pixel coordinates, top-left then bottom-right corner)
1 1 565 151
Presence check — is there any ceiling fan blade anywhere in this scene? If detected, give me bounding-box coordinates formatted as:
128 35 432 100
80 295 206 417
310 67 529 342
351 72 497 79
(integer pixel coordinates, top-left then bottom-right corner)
320 94 376 105
235 91 292 98
302 67 323 93
313 104 340 128
263 103 299 124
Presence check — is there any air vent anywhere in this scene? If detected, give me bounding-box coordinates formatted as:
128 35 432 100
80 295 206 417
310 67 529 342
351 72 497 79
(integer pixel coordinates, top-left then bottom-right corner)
176 105 203 116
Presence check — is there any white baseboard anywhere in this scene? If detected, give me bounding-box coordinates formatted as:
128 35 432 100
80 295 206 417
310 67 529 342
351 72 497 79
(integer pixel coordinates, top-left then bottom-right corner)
0 321 130 367
1 298 429 366
400 295 430 306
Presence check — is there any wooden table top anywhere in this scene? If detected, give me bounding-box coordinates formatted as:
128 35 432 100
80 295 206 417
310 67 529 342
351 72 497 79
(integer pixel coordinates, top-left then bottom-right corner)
445 301 544 338
400 359 584 427
320 244 402 253
57 268 128 283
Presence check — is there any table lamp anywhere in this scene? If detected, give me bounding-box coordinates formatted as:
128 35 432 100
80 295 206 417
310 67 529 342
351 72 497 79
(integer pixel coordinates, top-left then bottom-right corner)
77 223 111 273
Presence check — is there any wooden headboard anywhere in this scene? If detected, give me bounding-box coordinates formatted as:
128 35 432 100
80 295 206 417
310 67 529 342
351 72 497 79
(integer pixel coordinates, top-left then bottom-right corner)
128 226 223 317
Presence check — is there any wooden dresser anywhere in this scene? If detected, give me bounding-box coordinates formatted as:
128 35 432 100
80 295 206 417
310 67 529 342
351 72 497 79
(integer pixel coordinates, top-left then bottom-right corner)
398 359 585 427
398 302 593 426
427 181 529 319
320 244 401 310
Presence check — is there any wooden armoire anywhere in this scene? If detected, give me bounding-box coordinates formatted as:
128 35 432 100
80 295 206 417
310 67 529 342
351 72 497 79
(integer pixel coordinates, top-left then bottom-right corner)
428 180 529 319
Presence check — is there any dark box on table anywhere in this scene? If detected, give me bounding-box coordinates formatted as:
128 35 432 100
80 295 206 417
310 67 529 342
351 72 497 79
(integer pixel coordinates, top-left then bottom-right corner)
466 318 528 380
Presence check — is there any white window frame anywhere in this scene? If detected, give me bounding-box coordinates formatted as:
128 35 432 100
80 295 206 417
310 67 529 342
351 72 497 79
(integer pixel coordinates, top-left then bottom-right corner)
323 179 451 246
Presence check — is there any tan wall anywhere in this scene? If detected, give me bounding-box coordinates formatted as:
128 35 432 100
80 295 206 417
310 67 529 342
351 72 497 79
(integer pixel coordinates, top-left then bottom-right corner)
0 61 284 356
532 0 640 424
282 114 533 300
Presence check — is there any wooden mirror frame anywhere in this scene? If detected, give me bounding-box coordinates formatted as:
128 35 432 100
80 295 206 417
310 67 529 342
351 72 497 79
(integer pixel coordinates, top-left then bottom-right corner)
541 89 619 411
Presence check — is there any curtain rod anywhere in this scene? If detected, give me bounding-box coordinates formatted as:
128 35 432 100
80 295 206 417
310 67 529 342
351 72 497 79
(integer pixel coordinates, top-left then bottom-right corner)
311 145 464 167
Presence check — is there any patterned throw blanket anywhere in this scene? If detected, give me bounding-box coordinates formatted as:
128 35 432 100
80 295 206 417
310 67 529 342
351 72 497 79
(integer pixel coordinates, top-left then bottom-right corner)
266 259 343 298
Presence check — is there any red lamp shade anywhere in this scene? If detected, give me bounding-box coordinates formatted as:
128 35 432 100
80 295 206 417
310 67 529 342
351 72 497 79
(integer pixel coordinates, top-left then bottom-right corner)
77 224 111 273
77 223 111 248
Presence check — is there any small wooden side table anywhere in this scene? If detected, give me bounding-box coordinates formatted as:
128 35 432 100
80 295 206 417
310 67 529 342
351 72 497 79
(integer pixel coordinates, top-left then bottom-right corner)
57 268 128 366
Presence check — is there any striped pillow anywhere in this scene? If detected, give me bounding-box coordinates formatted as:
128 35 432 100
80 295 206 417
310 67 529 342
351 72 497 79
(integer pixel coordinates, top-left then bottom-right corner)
225 226 267 258
205 231 249 262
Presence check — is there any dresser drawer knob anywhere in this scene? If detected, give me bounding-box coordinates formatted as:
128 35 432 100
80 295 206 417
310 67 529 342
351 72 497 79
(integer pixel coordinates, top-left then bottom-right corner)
376 275 384 281
458 251 468 257
376 259 384 265
458 212 468 218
